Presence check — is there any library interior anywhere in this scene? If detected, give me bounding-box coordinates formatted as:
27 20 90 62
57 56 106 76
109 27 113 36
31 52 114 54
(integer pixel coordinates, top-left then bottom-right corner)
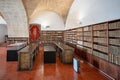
0 0 120 80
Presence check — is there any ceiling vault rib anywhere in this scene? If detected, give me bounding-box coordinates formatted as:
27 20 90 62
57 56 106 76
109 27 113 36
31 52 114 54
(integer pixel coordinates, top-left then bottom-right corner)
21 0 74 23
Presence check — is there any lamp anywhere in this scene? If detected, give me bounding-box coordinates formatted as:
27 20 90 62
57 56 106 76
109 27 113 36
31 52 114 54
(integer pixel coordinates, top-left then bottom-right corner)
46 26 50 28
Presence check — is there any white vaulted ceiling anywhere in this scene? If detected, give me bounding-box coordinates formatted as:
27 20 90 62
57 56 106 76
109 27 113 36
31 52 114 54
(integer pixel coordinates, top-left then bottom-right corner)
0 0 73 37
22 0 73 21
0 0 120 37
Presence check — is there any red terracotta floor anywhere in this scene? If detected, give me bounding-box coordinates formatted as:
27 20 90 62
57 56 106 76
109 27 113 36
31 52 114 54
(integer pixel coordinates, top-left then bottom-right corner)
0 47 111 80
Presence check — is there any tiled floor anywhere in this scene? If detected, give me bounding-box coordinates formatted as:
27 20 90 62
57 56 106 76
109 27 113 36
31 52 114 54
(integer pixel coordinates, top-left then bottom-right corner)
0 46 111 80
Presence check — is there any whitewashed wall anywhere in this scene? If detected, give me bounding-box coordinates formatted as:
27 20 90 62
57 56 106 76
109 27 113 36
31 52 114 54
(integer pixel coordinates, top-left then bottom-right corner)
66 0 120 29
30 11 65 30
0 0 29 37
0 24 8 42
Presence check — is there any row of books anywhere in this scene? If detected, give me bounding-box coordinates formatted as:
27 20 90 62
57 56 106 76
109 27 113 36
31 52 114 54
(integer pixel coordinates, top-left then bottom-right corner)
93 50 108 61
77 29 83 32
93 31 107 36
83 42 92 48
109 39 120 46
109 54 120 65
94 38 107 44
84 37 92 41
94 44 108 53
109 21 120 29
84 27 92 31
83 32 92 36
109 30 120 37
76 32 82 36
93 23 107 30
109 45 120 54
84 47 92 54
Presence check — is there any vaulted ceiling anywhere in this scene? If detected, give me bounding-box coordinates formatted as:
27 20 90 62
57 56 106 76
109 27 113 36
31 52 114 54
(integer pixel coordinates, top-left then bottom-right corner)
1 0 120 37
0 0 73 37
22 0 73 21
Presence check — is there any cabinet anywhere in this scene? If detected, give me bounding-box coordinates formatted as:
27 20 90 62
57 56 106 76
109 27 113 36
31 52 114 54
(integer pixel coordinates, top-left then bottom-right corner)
92 55 99 68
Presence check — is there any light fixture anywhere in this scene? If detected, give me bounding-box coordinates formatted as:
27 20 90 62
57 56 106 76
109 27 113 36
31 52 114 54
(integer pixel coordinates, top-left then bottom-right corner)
46 26 50 28
79 21 82 24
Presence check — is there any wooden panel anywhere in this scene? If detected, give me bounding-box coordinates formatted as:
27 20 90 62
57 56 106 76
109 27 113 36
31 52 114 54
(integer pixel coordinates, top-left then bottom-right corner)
18 43 39 70
118 67 120 80
92 56 99 68
106 63 118 80
86 53 92 63
20 53 30 69
99 59 107 73
54 42 74 63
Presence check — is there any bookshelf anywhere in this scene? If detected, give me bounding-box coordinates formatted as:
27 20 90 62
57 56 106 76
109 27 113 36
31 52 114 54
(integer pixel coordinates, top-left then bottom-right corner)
108 20 120 65
41 31 63 44
63 19 120 80
6 37 29 43
64 30 71 43
64 20 120 66
64 29 77 48
92 23 109 61
76 28 83 48
83 26 92 54
71 29 77 45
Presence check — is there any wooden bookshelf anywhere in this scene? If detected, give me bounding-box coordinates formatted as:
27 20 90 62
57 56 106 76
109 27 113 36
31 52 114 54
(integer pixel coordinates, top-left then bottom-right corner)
108 20 120 65
63 19 120 80
64 20 120 66
76 28 83 48
83 26 92 54
92 23 109 61
41 31 63 44
63 29 77 48
71 29 77 45
6 37 29 43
